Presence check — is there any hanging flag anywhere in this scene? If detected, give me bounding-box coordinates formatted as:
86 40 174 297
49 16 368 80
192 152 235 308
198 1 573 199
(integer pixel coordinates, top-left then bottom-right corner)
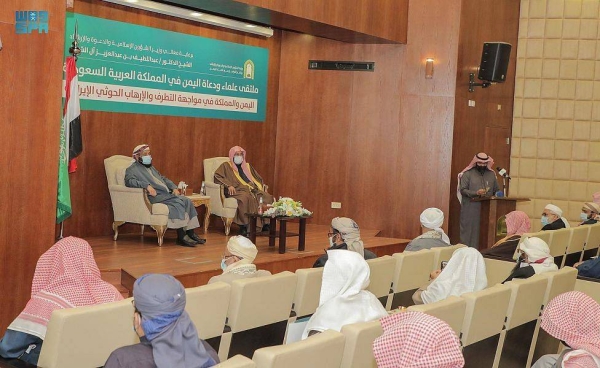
67 60 83 173
57 56 80 223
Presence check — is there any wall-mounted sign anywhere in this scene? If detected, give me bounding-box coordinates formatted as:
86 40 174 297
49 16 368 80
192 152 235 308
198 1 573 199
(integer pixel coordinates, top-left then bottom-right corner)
64 13 269 122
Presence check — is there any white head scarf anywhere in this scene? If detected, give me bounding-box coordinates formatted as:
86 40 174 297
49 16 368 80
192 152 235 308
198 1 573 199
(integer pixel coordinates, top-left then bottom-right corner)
419 208 450 245
331 217 365 257
544 204 571 228
421 248 487 304
227 236 258 262
223 236 258 275
519 237 558 274
301 250 387 339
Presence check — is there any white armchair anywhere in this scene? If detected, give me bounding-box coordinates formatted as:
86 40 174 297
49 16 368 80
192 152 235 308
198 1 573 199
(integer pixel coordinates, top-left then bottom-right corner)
104 155 169 246
203 157 238 235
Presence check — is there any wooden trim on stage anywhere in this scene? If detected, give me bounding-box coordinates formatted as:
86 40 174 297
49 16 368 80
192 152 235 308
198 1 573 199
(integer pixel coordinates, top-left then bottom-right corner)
90 224 409 295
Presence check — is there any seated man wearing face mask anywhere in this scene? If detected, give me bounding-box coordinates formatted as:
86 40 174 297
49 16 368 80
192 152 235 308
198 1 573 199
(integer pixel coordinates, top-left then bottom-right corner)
579 202 600 226
457 152 500 248
503 237 558 283
313 217 377 268
214 146 273 237
125 144 205 247
541 204 570 230
208 236 271 285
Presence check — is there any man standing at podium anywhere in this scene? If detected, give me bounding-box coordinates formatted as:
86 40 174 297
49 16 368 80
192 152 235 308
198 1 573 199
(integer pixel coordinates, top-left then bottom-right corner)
458 152 499 248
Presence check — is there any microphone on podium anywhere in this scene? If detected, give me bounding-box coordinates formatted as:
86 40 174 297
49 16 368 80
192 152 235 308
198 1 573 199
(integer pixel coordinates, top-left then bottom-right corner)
496 167 511 180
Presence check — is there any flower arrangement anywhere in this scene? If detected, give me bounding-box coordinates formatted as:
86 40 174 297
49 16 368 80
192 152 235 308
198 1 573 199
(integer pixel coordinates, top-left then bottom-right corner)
263 197 312 217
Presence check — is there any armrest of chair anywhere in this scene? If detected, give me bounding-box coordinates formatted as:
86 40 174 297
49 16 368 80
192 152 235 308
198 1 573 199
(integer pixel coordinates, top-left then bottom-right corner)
108 185 152 213
109 185 145 194
205 182 224 205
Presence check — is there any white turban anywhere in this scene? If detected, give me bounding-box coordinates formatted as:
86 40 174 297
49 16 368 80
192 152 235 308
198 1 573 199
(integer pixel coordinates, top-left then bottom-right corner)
519 237 558 274
544 204 570 228
544 204 562 217
331 217 364 257
419 208 450 245
227 236 258 262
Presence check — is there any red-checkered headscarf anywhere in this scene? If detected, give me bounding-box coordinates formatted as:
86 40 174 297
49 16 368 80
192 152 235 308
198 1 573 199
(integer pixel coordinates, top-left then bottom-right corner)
373 311 464 368
8 237 123 339
456 152 495 203
540 291 600 367
505 211 531 236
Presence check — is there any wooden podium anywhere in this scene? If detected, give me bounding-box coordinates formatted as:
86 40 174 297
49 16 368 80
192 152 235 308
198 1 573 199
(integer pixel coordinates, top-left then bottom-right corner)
473 197 530 250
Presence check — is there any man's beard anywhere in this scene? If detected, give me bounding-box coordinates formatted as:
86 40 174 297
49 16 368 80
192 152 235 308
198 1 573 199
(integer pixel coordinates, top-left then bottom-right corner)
138 159 152 168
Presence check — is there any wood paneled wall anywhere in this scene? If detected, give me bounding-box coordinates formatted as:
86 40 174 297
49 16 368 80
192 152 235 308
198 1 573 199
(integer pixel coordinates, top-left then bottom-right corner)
448 0 521 243
62 0 282 238
231 0 409 43
228 0 409 43
167 0 408 43
0 2 66 332
274 0 461 238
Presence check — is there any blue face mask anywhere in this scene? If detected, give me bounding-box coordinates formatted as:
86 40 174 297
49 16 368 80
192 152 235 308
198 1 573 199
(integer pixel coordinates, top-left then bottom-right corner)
581 212 590 221
141 155 152 165
220 259 227 271
541 216 549 226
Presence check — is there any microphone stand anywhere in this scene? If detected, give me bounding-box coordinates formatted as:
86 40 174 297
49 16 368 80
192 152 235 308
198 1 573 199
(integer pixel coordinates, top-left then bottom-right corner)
502 176 511 197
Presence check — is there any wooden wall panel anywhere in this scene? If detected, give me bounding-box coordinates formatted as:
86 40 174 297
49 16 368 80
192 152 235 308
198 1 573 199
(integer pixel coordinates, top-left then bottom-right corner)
61 0 281 238
448 0 521 243
275 0 461 238
236 0 409 42
0 1 66 333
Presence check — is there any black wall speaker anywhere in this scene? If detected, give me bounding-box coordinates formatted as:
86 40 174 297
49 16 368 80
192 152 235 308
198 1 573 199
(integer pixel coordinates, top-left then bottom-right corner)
477 42 512 82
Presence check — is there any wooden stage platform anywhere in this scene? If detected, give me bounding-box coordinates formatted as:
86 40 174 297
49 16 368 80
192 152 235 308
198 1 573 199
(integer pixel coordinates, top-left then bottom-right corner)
89 224 410 295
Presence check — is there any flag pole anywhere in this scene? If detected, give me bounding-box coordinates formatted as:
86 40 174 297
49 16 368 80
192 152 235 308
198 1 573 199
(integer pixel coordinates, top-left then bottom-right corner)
69 20 81 60
57 21 81 241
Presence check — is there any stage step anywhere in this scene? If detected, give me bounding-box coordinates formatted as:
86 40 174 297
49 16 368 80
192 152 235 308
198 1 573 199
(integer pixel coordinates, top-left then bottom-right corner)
101 269 130 298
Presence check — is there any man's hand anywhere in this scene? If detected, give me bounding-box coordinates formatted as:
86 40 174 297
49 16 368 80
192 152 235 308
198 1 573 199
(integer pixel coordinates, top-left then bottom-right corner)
172 188 181 196
573 261 583 268
477 188 487 196
147 185 157 197
430 269 442 280
228 186 236 195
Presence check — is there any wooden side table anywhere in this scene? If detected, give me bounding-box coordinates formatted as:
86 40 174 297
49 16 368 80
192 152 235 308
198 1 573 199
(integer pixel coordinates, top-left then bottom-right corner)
186 193 211 234
247 214 311 254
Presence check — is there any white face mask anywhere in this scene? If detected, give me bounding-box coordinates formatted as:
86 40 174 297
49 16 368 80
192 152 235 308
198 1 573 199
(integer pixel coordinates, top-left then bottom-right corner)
581 212 590 221
541 216 550 226
233 155 243 165
329 235 335 248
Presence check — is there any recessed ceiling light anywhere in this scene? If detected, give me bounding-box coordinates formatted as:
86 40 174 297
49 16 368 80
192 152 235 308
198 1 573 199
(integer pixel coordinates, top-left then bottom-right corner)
190 12 203 17
125 0 138 3
245 24 257 28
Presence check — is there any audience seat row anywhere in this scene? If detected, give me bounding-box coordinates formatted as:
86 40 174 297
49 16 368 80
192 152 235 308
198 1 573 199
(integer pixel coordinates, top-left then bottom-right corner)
36 244 587 368
251 266 580 368
409 266 576 368
514 223 600 267
36 244 466 368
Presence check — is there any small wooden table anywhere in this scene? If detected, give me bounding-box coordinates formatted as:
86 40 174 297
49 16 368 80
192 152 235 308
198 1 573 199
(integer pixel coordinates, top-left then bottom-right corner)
186 193 211 234
247 214 311 254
